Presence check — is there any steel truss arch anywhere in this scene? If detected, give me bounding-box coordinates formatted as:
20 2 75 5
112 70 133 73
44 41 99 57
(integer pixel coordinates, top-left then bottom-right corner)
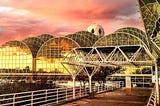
115 27 150 47
138 0 160 39
138 0 160 57
93 32 148 48
36 36 80 73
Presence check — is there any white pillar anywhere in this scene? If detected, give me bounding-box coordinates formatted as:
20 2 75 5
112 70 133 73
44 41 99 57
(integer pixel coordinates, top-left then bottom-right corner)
155 63 159 104
89 76 92 93
72 76 76 99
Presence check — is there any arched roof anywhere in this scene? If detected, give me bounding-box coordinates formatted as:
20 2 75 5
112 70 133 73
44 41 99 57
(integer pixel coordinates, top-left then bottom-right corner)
36 37 80 73
138 0 160 39
138 0 160 57
75 31 98 43
66 31 98 47
66 34 93 47
23 37 44 58
93 32 148 47
37 34 54 42
2 40 32 54
115 27 150 47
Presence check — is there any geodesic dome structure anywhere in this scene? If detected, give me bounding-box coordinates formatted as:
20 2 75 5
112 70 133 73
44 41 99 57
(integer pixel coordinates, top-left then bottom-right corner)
87 23 105 36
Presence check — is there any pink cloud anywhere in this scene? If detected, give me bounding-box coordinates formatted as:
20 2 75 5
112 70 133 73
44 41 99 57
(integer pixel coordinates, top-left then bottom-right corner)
0 0 143 44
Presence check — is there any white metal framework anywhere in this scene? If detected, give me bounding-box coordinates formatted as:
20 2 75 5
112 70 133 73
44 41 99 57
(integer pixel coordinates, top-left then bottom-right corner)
62 45 159 100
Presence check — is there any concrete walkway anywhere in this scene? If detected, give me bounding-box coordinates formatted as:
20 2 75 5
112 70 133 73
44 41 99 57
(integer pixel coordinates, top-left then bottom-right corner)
63 88 151 106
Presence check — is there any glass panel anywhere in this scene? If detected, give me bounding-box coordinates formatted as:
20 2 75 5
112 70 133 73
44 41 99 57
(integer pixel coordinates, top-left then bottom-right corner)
0 41 32 73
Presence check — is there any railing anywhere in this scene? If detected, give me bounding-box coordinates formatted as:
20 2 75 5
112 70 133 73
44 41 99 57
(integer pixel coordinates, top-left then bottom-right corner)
0 81 123 106
147 85 157 106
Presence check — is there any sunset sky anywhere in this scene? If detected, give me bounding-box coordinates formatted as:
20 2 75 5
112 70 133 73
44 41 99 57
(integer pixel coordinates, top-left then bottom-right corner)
0 0 143 44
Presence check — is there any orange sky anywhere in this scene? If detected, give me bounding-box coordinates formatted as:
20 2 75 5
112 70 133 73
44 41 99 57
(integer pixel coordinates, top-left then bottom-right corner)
0 0 143 44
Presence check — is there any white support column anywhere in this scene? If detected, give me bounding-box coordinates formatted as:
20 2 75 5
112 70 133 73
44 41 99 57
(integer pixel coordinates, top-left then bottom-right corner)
155 63 159 104
72 76 76 99
89 76 92 93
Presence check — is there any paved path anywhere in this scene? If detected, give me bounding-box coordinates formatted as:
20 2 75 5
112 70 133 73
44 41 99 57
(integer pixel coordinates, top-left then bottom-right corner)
63 88 151 106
